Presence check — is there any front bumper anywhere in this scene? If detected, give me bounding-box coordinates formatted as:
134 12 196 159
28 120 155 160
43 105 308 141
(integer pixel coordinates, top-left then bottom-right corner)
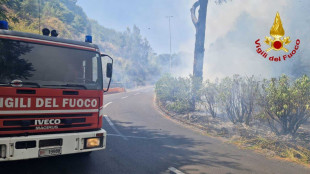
0 129 106 161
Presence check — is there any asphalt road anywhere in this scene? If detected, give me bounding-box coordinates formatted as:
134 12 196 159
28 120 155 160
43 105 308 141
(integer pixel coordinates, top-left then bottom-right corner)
1 87 310 174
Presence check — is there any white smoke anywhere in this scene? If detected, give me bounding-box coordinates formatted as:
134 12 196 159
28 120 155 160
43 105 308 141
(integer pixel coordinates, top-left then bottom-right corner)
177 0 303 80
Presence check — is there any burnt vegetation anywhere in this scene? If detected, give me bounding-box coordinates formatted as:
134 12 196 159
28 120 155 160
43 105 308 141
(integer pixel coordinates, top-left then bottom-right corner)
156 74 310 137
156 74 310 164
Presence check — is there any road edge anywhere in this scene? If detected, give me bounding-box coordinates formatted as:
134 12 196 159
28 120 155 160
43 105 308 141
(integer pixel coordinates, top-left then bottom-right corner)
152 94 310 169
152 94 227 142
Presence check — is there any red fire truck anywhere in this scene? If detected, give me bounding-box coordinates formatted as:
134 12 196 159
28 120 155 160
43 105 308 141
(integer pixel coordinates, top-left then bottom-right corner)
0 21 113 161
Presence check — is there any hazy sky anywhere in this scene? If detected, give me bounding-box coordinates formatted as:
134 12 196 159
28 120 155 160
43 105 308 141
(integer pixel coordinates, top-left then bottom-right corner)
77 0 194 54
77 0 310 79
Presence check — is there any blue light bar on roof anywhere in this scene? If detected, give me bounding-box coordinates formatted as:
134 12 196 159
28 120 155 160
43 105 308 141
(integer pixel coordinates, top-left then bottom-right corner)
85 35 92 43
0 21 9 30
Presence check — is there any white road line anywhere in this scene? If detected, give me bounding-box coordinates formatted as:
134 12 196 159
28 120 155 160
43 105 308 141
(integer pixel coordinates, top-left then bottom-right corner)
104 115 114 126
103 102 112 108
134 93 140 95
121 96 128 99
104 115 128 140
168 167 185 174
107 134 169 140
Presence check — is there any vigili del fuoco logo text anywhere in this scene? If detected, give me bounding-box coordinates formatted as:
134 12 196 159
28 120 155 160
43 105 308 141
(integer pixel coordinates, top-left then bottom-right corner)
255 12 300 62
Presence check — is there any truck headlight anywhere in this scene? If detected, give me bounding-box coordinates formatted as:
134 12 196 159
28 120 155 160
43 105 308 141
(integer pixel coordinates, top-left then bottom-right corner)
84 137 102 149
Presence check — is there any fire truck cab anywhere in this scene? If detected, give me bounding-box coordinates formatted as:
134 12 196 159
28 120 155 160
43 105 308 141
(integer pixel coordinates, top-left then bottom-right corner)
0 21 113 161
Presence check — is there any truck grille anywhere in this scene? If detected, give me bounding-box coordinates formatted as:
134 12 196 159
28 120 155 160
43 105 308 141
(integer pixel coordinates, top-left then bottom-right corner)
0 124 91 131
0 113 96 135
39 139 63 148
3 118 86 126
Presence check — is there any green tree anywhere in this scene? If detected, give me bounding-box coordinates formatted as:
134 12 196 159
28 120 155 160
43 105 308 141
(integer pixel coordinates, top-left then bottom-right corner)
260 75 310 135
0 0 19 22
19 0 39 19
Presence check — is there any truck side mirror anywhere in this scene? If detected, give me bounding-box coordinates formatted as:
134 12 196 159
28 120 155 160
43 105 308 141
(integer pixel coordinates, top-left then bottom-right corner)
106 63 112 78
101 54 113 92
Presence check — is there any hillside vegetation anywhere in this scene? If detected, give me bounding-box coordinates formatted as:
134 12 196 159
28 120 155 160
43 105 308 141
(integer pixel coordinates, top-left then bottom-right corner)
0 0 163 86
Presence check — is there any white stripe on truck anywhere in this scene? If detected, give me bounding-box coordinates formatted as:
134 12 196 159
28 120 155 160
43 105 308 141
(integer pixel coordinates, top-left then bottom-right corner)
0 109 99 115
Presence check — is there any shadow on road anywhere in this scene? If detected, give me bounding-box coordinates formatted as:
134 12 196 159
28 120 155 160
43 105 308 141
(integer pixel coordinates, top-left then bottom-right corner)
0 119 252 174
101 120 252 174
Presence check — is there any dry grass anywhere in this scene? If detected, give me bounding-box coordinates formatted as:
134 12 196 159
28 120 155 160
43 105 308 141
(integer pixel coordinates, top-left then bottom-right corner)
156 99 310 167
231 137 310 167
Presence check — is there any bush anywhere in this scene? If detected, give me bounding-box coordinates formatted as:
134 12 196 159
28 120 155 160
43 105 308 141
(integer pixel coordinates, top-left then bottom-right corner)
200 80 219 118
218 75 259 125
259 75 310 135
155 74 194 114
156 74 310 135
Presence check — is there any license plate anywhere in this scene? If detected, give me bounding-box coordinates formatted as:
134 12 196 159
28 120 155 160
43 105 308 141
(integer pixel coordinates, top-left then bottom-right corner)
39 147 62 157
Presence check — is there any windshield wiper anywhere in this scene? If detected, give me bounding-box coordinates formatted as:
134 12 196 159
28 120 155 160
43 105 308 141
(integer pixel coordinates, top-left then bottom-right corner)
0 82 10 87
14 82 41 88
0 82 41 88
43 84 87 90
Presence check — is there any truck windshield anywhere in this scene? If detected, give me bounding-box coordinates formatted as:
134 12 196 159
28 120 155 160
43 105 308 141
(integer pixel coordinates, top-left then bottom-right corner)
0 39 102 90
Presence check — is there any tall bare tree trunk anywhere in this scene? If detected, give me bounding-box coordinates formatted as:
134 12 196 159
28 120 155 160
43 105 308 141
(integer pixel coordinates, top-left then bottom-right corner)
190 0 208 110
191 0 208 79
